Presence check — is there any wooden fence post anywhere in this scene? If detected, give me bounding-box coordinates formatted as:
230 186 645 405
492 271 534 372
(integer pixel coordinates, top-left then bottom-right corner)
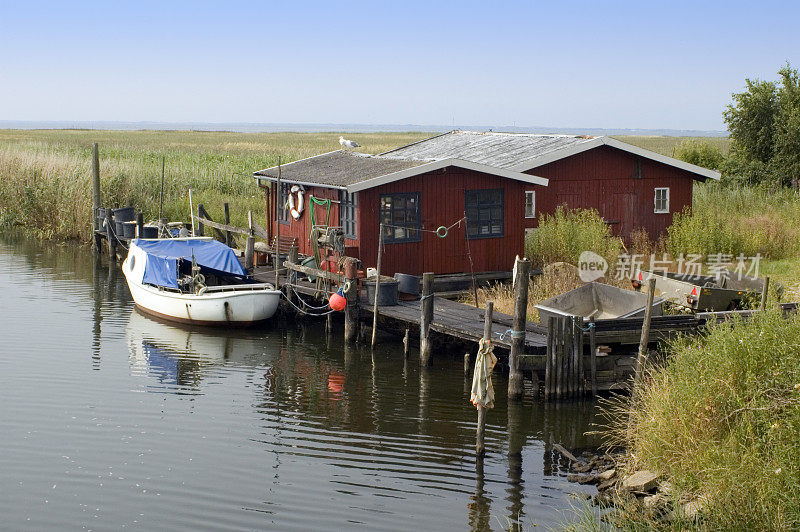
760 276 770 311
420 272 435 367
91 142 101 234
197 204 205 236
344 257 360 344
589 316 597 397
634 277 657 385
476 301 493 460
508 257 530 401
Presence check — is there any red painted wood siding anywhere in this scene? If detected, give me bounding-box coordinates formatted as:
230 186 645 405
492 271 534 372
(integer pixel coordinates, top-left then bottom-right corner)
357 168 543 276
528 145 695 241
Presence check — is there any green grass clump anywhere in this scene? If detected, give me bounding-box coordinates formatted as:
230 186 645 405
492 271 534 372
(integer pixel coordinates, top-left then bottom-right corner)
0 130 431 241
667 183 800 260
524 205 623 268
605 310 800 530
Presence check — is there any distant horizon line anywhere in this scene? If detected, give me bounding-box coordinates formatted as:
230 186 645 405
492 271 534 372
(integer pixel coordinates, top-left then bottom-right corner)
0 120 729 137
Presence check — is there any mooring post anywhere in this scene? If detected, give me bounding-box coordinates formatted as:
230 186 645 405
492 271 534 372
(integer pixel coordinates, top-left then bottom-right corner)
464 353 471 377
403 328 410 358
370 223 383 349
285 244 298 305
91 142 101 239
635 277 657 384
556 317 566 399
760 276 770 311
589 315 597 397
223 202 232 247
508 258 530 401
476 300 493 460
566 317 575 397
343 257 360 344
197 204 205 236
245 236 255 271
274 160 281 289
574 316 583 396
135 212 143 239
420 272 435 367
545 318 554 400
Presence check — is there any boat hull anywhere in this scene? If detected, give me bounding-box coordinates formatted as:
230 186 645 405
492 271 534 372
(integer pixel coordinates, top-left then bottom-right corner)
122 240 281 326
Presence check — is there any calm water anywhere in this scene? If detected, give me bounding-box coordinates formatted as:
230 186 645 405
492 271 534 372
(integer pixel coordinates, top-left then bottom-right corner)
0 233 600 531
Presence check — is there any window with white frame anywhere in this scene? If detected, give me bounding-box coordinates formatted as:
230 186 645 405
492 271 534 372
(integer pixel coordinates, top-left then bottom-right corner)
339 190 357 238
524 190 536 218
654 187 669 213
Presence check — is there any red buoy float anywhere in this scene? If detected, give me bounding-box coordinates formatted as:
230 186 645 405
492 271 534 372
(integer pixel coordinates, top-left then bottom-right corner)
329 286 347 311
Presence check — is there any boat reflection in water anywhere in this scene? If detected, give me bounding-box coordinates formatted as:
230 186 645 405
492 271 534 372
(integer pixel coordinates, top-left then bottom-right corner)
125 308 280 391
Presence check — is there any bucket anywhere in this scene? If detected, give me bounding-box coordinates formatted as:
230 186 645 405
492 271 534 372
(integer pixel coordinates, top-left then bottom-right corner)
141 225 159 239
122 221 137 239
112 207 135 222
394 273 420 295
365 279 399 306
300 256 317 281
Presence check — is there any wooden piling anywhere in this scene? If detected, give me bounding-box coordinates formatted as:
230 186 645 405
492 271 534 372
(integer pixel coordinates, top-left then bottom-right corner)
370 223 384 349
403 328 410 357
574 316 583 395
343 258 359 344
476 301 493 460
464 353 471 377
760 276 770 311
508 258 530 401
589 316 597 397
634 277 657 384
420 272 435 367
91 143 101 234
274 159 281 289
244 236 255 271
545 318 554 400
197 204 205 236
223 203 232 247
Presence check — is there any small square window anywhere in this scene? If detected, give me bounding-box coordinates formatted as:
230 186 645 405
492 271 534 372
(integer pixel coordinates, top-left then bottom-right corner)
380 192 421 243
524 191 536 218
654 187 669 213
466 188 504 239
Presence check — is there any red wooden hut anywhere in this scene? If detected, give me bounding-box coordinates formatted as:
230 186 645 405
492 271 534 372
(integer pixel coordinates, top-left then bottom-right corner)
253 132 720 276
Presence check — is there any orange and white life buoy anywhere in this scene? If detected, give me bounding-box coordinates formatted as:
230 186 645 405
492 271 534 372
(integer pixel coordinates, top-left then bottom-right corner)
287 185 305 220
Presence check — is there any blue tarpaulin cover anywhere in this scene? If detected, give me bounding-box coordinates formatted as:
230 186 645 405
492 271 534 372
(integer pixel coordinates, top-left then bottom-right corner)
134 238 246 289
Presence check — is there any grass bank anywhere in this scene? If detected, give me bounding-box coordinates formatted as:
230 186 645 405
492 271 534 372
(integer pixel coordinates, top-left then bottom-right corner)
600 310 800 530
0 130 430 241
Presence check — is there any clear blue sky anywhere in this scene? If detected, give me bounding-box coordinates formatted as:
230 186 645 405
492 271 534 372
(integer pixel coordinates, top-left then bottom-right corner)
1 0 797 130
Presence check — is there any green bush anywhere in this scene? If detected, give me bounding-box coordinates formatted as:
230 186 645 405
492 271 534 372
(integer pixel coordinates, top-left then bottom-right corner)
673 139 725 170
609 310 800 530
524 205 622 268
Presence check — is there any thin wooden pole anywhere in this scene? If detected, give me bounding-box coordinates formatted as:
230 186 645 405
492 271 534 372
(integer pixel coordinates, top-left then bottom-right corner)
545 318 554 400
370 223 383 348
589 316 597 398
634 277 657 384
464 353 471 377
245 236 255 270
159 156 165 222
508 257 530 401
476 301 493 460
135 212 143 239
420 272 435 367
91 143 101 233
105 209 115 260
343 257 359 344
760 276 770 311
274 158 281 289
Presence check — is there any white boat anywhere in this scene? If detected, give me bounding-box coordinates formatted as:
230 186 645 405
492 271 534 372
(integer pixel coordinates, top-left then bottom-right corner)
122 237 281 326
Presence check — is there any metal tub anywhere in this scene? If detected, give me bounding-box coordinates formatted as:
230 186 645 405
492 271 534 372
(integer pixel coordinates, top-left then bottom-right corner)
536 282 664 326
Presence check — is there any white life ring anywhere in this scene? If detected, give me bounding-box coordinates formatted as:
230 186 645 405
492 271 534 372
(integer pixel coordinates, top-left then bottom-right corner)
287 185 305 220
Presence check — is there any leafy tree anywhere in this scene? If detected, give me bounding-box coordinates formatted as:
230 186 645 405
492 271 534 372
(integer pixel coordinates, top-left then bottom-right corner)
723 63 800 186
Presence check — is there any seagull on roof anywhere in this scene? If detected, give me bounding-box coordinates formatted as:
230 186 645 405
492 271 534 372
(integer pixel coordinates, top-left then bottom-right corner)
339 136 360 149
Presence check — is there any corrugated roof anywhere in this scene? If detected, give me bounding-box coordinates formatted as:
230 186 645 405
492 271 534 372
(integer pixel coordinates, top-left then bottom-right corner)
253 150 429 188
382 130 594 169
